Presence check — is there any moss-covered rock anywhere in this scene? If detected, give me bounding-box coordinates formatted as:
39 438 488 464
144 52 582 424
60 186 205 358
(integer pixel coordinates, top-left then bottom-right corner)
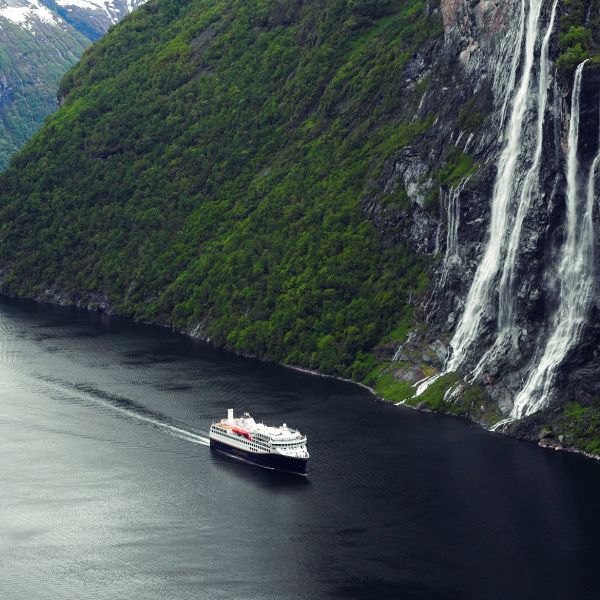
506 399 600 457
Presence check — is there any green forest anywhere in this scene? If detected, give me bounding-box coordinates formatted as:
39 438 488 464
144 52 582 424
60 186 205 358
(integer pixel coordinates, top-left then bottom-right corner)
556 0 600 73
0 0 441 379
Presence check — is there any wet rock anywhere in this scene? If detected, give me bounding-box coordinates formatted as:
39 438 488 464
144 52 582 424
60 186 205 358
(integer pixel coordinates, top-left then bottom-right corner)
373 341 400 362
364 0 599 444
391 364 424 384
429 339 448 363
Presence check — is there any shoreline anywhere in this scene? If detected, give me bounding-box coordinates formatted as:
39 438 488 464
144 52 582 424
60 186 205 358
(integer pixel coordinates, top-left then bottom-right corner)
1 291 598 463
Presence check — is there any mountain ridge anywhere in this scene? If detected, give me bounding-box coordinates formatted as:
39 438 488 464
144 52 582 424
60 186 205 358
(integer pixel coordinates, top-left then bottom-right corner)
0 0 146 169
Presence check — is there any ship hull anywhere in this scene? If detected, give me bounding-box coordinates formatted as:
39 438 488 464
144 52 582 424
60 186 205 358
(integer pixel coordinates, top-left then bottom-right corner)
210 438 308 475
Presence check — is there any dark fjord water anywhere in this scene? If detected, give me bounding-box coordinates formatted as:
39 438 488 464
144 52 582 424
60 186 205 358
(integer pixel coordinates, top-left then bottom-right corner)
1 298 599 600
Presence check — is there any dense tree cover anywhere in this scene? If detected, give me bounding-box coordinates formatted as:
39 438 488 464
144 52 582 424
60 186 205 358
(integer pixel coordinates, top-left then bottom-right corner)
0 0 441 378
556 0 600 73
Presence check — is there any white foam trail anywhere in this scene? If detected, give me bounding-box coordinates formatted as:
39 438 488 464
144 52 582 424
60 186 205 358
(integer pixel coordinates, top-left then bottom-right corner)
512 60 597 417
97 400 211 446
447 0 544 373
42 377 210 446
471 0 558 378
90 397 210 446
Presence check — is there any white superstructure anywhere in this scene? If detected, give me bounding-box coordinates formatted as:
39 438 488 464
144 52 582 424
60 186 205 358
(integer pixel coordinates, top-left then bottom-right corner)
209 409 309 473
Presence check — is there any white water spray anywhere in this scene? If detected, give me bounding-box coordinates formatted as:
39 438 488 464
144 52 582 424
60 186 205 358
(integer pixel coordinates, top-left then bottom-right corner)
497 0 558 335
512 60 597 417
498 0 526 129
470 0 558 379
447 0 545 372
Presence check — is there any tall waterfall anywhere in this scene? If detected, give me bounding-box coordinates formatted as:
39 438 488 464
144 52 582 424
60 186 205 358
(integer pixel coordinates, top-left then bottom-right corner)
512 61 598 417
446 0 546 372
411 1 597 418
472 0 558 377
496 0 557 335
499 0 526 130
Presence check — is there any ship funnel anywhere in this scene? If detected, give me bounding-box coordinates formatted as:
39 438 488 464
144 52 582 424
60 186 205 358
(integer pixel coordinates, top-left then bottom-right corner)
228 408 234 422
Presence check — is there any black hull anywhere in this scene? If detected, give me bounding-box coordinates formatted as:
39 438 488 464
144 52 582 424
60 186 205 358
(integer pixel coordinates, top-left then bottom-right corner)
210 438 308 475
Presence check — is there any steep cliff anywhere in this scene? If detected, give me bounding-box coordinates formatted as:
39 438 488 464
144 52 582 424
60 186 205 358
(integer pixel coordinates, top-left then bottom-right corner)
369 0 600 456
0 0 598 456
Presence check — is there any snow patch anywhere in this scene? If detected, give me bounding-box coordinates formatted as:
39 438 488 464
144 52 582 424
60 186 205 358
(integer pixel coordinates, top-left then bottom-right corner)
54 0 146 16
0 0 61 30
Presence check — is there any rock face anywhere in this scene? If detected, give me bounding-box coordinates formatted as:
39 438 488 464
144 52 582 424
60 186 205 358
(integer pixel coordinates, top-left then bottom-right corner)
364 0 600 430
0 0 146 169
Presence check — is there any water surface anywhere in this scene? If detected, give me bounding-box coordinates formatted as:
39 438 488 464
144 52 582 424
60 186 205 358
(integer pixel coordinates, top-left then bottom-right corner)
0 298 599 599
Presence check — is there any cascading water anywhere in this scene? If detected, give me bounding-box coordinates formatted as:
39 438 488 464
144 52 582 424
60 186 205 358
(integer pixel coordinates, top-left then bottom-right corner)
496 0 557 335
412 0 565 405
471 0 558 378
512 61 598 417
444 185 462 265
446 0 546 373
411 2 596 419
438 176 471 290
498 0 526 131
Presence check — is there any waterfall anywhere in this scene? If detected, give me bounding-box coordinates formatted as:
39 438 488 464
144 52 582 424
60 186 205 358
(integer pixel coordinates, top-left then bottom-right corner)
444 185 461 267
411 2 595 417
471 0 558 378
438 176 471 290
512 61 598 418
444 178 468 265
496 0 557 335
498 0 526 131
447 0 545 373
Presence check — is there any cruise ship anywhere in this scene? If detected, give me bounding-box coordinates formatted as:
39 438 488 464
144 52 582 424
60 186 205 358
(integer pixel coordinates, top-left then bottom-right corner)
209 409 309 474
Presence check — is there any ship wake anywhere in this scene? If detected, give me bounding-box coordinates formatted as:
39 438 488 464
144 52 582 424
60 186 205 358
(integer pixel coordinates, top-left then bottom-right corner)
36 374 210 446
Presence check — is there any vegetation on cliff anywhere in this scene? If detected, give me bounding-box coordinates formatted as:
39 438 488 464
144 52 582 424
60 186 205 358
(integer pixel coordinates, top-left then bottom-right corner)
506 400 600 457
0 0 597 459
556 0 600 73
0 0 442 378
0 19 87 169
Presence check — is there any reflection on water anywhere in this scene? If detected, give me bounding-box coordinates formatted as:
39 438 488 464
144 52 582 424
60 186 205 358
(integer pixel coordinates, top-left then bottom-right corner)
0 297 599 600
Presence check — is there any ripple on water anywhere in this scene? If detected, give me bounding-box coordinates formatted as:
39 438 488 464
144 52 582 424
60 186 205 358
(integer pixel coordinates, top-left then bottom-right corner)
1 298 600 600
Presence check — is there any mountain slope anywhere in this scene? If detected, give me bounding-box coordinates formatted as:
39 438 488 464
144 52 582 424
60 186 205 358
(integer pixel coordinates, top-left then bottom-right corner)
43 0 147 40
0 0 146 169
0 0 87 167
0 0 599 456
0 0 440 378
